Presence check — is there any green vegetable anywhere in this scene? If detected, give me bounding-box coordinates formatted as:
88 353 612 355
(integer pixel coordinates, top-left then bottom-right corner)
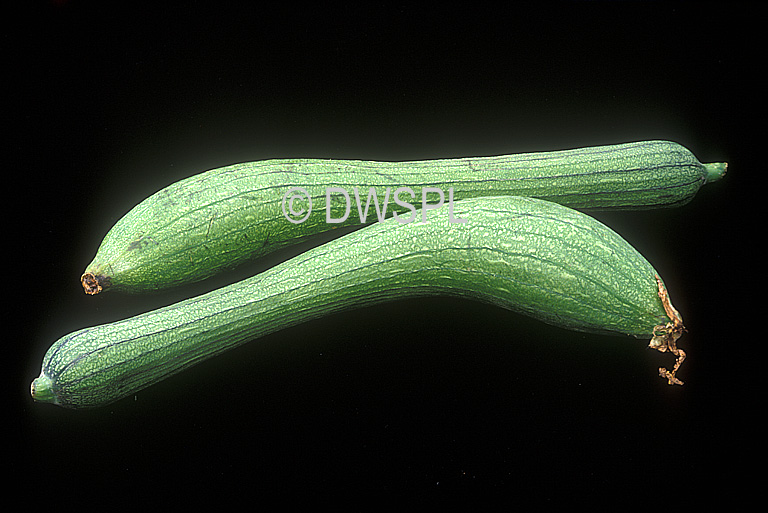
80 140 725 294
33 196 686 409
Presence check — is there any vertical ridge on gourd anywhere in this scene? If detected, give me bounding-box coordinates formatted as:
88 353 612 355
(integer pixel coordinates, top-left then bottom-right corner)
35 196 685 409
79 140 725 295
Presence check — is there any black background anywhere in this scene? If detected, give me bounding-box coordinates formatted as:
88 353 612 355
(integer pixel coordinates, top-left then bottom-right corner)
10 1 757 508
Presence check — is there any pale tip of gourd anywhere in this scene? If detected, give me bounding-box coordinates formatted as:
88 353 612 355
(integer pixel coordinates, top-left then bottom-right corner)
30 373 58 405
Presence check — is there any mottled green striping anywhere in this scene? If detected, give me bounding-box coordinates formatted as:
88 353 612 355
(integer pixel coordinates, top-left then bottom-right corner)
83 140 723 293
37 196 672 408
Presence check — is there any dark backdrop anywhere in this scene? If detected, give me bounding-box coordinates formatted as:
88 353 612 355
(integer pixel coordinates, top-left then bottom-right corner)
10 1 756 508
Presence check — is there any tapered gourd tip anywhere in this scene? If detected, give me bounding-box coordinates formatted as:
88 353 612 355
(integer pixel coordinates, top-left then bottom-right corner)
30 373 58 405
704 162 728 183
81 271 109 295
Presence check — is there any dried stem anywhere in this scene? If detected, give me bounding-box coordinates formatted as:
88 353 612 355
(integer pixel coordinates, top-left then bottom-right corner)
649 275 686 385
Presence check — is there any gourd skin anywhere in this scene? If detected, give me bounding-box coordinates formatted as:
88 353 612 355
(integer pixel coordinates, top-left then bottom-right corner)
34 196 674 409
81 140 724 294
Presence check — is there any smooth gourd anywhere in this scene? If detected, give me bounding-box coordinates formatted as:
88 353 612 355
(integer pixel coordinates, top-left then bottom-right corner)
80 140 725 294
33 196 686 409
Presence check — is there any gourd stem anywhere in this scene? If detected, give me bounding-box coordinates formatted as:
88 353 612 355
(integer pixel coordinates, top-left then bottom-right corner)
649 275 686 385
81 272 108 295
704 162 727 183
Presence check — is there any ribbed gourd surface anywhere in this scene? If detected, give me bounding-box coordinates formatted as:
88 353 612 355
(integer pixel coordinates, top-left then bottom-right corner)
86 140 707 292
44 196 669 408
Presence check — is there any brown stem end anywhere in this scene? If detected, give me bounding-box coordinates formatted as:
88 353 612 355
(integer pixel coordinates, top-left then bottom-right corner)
649 275 687 385
81 272 110 295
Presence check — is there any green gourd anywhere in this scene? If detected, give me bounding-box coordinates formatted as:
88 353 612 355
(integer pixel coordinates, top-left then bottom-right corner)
33 196 686 409
80 140 725 294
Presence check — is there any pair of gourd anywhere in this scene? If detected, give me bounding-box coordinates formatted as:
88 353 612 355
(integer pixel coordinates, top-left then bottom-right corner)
31 140 726 408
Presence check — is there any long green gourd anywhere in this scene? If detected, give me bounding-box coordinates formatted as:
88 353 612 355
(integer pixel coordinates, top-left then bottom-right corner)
33 196 686 409
80 140 725 294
